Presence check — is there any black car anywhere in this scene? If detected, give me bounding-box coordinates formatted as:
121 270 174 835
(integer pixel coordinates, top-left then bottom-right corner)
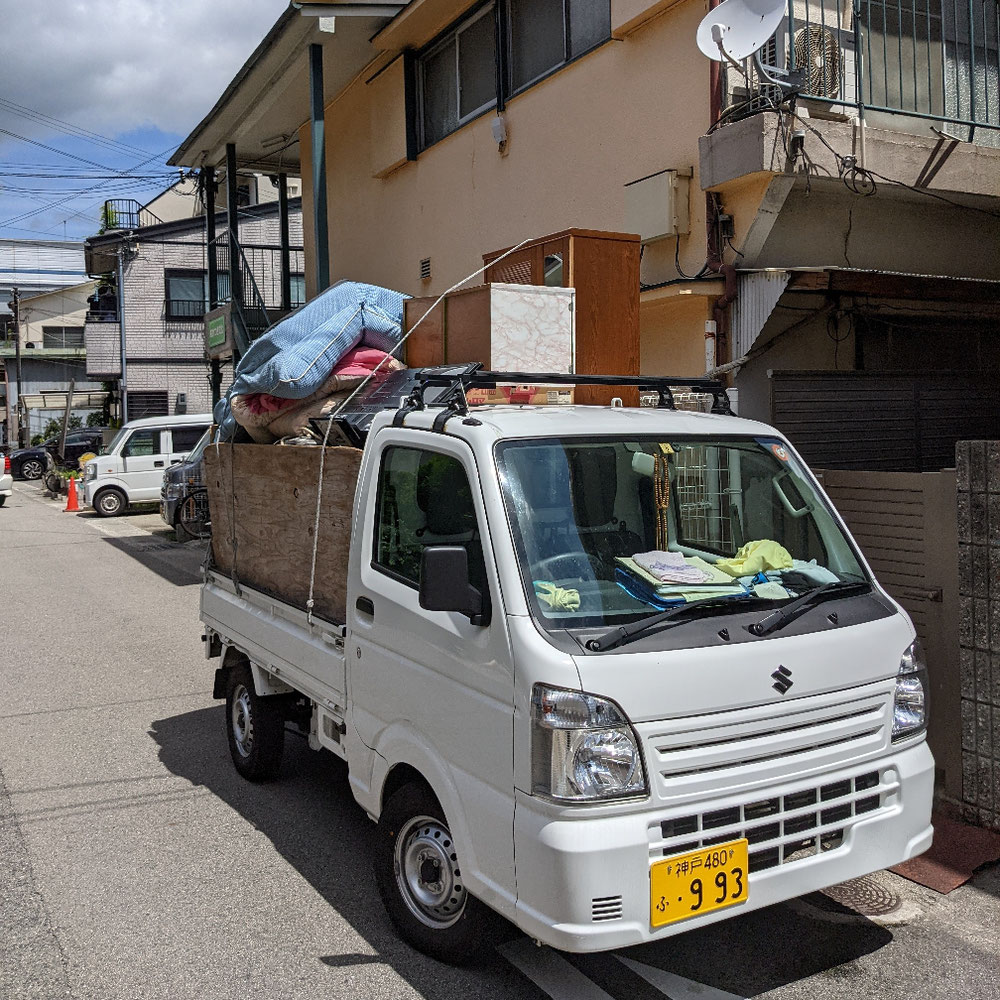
10 428 108 480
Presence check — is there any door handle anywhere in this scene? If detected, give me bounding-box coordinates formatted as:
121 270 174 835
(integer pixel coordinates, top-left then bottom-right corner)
356 596 374 617
154 461 164 467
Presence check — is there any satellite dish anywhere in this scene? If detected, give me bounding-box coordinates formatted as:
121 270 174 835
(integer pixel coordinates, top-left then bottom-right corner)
696 0 786 63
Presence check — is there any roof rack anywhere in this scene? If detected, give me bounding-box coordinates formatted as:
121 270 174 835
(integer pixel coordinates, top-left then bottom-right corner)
313 363 732 448
411 364 733 415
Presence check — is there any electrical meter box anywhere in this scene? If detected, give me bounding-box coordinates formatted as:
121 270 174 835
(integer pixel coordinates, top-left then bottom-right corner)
624 168 692 242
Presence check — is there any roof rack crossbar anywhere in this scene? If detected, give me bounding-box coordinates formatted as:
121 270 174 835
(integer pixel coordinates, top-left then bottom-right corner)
414 368 732 414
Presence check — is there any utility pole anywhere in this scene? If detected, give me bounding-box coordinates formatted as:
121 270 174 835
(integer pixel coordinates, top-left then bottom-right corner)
11 287 24 447
117 243 129 425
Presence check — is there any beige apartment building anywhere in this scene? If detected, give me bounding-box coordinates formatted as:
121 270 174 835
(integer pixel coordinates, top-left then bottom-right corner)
171 0 1000 459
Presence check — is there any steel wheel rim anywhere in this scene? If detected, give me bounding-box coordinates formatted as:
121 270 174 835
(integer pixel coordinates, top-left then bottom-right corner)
394 815 465 928
231 684 254 758
22 460 42 479
98 492 121 515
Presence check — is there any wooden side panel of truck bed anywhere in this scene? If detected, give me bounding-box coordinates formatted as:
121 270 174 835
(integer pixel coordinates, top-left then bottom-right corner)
204 443 363 623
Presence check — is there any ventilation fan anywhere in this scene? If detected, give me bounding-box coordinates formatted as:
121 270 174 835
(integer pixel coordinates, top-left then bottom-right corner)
793 25 842 99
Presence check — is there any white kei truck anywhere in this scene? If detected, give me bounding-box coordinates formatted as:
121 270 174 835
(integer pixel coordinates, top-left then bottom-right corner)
199 367 933 965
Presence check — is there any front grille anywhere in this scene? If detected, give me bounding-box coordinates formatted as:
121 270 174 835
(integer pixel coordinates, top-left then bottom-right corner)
651 769 893 874
641 685 893 800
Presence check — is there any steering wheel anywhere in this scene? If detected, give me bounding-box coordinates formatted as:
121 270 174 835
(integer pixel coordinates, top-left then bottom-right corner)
532 550 600 581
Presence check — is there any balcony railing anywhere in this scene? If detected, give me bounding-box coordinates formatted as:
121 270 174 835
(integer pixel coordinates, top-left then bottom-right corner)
739 0 999 142
100 199 163 231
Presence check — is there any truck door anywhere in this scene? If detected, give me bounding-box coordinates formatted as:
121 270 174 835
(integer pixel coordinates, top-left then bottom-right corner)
351 431 515 908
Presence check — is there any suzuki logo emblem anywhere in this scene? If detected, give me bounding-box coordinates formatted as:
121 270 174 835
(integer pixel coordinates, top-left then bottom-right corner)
771 665 793 694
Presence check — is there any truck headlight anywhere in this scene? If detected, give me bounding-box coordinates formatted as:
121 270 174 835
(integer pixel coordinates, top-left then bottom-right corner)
84 464 97 481
531 684 647 801
891 640 928 742
166 483 184 500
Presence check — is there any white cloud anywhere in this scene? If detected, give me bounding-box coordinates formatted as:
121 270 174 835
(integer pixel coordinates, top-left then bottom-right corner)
1 0 289 140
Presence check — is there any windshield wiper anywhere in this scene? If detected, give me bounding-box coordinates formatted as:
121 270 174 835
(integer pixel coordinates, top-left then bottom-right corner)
747 580 870 637
585 595 769 652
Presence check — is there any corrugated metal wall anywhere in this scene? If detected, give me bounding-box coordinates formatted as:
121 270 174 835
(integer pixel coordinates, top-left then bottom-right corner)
771 371 1000 471
731 271 790 360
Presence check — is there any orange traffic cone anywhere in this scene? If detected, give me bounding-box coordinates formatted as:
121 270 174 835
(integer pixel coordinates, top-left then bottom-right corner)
64 476 80 512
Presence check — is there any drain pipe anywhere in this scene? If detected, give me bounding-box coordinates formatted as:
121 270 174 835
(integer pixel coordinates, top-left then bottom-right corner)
705 0 738 368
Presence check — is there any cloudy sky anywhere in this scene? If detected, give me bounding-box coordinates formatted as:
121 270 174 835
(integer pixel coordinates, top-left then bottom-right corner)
0 0 289 241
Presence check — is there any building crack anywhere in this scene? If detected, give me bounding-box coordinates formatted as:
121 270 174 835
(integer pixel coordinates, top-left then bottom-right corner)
843 203 854 269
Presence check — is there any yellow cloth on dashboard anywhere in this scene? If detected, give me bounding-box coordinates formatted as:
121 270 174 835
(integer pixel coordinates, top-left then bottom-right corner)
715 540 793 577
534 582 581 612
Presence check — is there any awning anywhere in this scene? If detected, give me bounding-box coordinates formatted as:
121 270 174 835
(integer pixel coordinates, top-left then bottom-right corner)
19 392 107 410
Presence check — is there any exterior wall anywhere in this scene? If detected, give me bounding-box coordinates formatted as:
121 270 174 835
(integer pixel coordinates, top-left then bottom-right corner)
300 0 714 370
639 292 715 376
17 281 96 348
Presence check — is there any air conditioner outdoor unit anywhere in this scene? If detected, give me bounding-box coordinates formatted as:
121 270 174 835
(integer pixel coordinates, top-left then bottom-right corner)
749 20 857 108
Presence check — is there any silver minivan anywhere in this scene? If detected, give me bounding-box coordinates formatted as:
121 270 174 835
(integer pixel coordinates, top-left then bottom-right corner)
82 413 212 516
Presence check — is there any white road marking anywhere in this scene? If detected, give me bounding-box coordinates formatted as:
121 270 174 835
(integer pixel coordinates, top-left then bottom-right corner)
497 940 616 1000
617 955 746 999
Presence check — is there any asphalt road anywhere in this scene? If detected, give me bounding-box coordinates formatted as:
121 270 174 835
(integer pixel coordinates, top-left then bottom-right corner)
2 482 1000 1000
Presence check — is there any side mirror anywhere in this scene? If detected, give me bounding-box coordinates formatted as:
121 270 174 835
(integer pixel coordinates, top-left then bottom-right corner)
419 546 488 626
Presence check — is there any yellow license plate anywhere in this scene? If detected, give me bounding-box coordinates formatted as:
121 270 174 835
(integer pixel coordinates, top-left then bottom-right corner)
650 839 749 928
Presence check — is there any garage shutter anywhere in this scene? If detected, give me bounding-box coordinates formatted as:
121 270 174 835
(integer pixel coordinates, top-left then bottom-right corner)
770 371 1000 471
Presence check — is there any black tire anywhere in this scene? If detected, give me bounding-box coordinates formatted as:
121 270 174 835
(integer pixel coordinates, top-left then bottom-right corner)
20 458 44 480
374 783 494 965
224 664 285 781
0 495 6 507
94 487 127 517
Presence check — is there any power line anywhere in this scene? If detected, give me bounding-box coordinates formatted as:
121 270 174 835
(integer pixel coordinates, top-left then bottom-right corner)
0 128 113 170
0 98 152 158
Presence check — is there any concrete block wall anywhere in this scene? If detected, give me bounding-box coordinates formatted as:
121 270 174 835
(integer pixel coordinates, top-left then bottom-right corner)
957 440 1000 830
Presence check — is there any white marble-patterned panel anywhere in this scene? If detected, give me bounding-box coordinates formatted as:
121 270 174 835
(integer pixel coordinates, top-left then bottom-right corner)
489 283 575 373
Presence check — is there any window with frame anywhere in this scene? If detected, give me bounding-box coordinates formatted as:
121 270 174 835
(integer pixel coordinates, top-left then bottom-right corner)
122 429 162 458
373 446 487 593
415 0 611 151
507 0 610 93
42 326 85 349
419 3 498 149
165 269 232 319
165 269 208 320
171 426 209 452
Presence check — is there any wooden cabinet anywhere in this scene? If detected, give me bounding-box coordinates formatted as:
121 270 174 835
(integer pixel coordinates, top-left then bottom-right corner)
482 229 640 405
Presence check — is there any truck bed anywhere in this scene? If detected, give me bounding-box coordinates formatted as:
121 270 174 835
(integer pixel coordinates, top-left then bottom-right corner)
201 570 348 746
204 442 362 623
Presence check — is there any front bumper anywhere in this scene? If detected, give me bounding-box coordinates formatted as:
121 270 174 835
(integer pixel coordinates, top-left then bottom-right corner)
512 740 933 952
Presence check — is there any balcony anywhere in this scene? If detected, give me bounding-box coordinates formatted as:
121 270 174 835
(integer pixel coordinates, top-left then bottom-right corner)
699 0 1000 280
711 0 999 143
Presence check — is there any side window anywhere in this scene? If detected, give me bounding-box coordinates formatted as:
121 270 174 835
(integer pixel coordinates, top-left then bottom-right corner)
171 426 207 452
373 446 485 591
122 429 162 458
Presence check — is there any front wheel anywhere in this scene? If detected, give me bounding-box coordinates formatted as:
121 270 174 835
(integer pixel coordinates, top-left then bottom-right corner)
93 487 127 517
0 495 6 507
374 783 494 965
225 665 285 781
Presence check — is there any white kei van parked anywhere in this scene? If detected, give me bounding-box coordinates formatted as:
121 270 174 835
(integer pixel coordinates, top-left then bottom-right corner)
83 412 212 516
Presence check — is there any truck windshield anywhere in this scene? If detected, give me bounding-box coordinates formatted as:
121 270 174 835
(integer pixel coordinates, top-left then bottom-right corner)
495 435 868 630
